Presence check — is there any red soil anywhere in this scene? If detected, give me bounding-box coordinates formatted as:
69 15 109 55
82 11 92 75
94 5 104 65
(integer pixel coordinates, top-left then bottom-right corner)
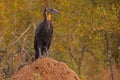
12 57 81 80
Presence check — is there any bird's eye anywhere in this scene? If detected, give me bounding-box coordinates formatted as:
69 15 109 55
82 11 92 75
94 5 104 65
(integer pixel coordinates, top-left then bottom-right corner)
50 8 53 11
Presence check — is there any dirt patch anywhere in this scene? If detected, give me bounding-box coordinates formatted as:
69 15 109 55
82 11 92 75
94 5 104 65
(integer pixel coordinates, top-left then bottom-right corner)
12 57 81 80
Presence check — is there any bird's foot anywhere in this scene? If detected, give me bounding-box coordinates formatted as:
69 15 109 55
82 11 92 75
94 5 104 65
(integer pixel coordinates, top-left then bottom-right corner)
39 55 44 58
45 53 49 57
39 55 48 58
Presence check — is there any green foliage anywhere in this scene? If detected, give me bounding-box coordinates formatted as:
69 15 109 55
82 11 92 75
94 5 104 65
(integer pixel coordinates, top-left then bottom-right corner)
0 0 120 80
34 73 41 80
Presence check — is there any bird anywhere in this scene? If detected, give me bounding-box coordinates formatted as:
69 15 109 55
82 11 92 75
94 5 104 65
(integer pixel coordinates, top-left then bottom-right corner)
34 7 60 60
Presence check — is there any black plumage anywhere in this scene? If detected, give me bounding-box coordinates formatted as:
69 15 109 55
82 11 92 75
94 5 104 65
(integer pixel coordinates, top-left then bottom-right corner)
34 7 60 60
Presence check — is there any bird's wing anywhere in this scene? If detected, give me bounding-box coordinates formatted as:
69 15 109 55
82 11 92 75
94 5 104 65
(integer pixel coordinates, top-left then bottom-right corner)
35 22 44 38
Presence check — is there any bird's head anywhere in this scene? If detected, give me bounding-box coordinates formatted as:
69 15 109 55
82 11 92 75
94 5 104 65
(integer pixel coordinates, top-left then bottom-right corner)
43 7 61 21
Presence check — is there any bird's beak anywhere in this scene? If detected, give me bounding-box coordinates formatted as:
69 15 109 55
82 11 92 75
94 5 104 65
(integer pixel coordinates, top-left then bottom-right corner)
51 8 61 15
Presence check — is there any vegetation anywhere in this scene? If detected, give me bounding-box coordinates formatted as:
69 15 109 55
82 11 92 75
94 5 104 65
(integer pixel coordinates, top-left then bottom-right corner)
34 73 41 80
0 0 120 80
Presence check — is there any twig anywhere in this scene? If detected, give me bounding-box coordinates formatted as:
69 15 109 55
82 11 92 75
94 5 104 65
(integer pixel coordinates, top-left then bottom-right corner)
86 48 97 60
104 32 114 80
0 77 4 80
0 37 3 46
68 47 78 65
12 24 31 45
45 0 49 7
12 32 29 56
0 27 9 36
33 23 37 29
12 32 23 46
78 46 85 75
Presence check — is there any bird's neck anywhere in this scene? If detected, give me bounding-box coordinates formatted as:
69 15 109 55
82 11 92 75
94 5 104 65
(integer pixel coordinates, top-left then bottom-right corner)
44 15 51 32
45 12 51 22
43 19 51 25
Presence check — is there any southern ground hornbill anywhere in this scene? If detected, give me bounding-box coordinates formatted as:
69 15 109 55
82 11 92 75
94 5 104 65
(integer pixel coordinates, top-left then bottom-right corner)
34 7 60 60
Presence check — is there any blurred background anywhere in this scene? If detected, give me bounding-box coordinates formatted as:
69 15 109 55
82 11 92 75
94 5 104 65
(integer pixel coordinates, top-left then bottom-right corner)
0 0 120 80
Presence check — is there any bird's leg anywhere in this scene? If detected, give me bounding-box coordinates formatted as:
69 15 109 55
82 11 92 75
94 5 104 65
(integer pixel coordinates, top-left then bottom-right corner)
38 47 42 57
45 47 49 56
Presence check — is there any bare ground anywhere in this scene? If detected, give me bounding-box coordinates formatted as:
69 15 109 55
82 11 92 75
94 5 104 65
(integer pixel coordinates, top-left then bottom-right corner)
12 57 81 80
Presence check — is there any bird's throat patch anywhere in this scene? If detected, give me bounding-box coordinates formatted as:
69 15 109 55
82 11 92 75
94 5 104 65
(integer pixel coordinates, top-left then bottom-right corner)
46 13 51 21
